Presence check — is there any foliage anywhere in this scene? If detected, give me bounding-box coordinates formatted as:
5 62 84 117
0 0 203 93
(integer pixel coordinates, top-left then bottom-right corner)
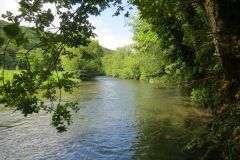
61 40 104 80
103 0 240 159
0 20 43 69
103 46 140 80
0 0 132 132
103 17 194 87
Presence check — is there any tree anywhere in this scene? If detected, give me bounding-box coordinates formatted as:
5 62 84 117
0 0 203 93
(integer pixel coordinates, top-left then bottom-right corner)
131 0 240 158
0 0 131 132
102 46 140 79
61 40 104 80
204 0 240 83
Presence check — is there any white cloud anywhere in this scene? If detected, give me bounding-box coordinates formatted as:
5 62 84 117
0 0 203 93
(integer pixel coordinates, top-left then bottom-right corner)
101 28 112 34
0 1 133 50
0 1 60 30
0 0 20 16
89 17 103 26
89 16 133 50
95 29 133 50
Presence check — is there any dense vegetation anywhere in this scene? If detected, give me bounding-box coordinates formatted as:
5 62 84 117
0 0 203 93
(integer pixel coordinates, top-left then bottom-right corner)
103 1 240 159
0 20 109 79
0 13 111 132
0 20 40 69
0 0 240 159
61 40 106 80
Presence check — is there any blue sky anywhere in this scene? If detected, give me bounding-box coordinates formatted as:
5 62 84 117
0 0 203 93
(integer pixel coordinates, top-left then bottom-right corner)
89 7 135 50
0 0 136 50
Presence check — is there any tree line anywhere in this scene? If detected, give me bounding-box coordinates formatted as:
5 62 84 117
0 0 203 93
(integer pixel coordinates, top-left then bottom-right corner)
103 1 240 159
0 20 112 80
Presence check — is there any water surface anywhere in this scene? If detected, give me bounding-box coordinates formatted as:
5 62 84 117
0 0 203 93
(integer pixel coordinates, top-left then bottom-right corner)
0 77 205 160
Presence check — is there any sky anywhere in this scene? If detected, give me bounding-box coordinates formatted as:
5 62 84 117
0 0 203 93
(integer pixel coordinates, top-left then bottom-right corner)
0 0 136 50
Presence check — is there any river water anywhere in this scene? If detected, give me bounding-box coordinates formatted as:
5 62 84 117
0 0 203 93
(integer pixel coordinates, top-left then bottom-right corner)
0 77 205 160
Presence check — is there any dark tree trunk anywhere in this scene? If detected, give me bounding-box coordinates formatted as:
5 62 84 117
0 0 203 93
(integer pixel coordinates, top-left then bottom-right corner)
204 0 240 98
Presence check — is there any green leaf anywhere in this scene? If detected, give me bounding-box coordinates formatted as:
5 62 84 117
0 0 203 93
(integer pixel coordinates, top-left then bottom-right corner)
3 23 20 38
0 37 4 46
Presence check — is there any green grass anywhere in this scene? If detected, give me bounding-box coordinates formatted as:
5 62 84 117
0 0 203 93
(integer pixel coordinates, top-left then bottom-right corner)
0 69 80 98
0 70 80 111
0 70 80 85
0 70 20 84
0 104 8 111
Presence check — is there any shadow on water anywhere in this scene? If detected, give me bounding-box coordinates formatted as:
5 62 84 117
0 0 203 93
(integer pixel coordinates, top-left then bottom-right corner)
130 81 206 160
132 116 205 160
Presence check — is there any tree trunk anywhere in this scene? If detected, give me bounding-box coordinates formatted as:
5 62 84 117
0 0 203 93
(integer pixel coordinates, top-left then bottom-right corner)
204 0 240 80
204 0 240 98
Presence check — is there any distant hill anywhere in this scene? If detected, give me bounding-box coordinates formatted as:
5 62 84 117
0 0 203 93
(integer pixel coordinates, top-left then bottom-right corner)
0 20 113 69
102 47 114 55
0 20 40 49
0 20 41 69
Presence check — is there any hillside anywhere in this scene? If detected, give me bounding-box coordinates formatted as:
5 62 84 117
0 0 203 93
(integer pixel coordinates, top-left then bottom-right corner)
0 20 112 70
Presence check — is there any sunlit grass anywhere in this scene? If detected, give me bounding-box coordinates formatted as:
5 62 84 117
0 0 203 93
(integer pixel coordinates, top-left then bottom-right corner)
0 70 80 110
0 70 20 83
0 105 5 111
0 70 80 85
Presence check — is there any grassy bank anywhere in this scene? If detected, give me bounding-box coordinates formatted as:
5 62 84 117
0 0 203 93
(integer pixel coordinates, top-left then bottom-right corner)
0 70 20 82
0 105 5 111
0 70 80 112
0 70 80 85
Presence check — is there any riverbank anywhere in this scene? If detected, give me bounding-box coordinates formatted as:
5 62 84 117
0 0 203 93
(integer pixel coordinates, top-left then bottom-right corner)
0 105 5 111
0 70 80 84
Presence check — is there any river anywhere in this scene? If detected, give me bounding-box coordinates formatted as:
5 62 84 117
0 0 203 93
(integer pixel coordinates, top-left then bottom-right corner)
0 77 205 160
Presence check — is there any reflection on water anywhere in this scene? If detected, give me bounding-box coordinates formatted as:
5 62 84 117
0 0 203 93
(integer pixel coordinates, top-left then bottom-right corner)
0 77 205 160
